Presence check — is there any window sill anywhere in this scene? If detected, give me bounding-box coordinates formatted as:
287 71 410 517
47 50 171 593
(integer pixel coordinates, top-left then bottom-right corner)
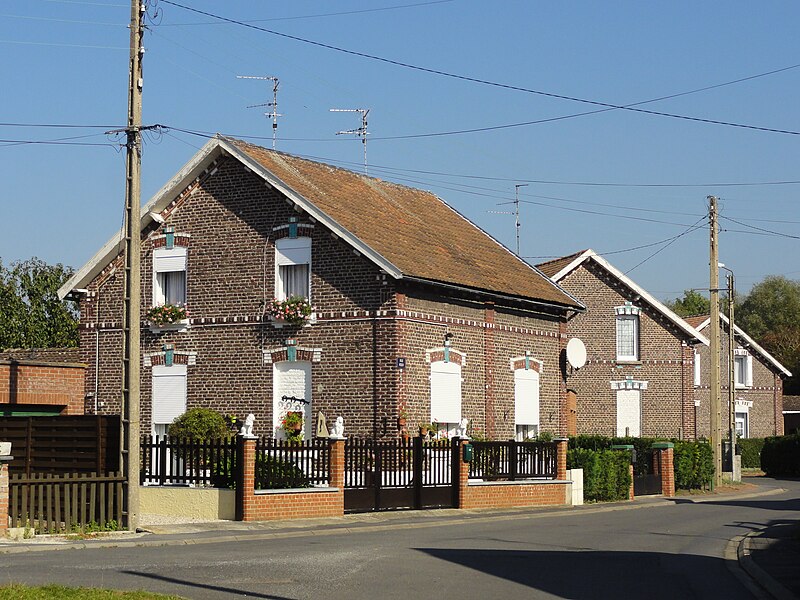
148 319 190 333
615 359 642 365
269 314 316 329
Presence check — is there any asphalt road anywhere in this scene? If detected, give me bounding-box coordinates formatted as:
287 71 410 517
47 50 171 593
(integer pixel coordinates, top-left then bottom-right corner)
1 478 797 600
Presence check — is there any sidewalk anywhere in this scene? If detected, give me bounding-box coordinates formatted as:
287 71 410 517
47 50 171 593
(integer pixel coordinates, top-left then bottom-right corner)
741 521 800 600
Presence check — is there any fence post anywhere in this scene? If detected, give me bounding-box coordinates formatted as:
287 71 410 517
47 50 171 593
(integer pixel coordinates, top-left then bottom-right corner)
455 438 469 509
329 439 345 488
0 455 10 532
554 438 568 480
235 434 256 521
509 440 518 481
413 436 423 509
652 443 675 498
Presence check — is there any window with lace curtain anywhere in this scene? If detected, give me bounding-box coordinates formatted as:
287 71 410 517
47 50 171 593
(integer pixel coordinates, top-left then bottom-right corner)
275 237 311 300
153 247 187 306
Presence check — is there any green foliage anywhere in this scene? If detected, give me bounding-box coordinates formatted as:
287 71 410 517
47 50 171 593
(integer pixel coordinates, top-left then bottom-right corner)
167 408 231 440
569 435 668 476
0 257 78 350
567 448 632 502
145 304 188 325
738 438 765 469
0 584 184 599
673 441 714 489
667 289 711 317
760 433 800 477
268 295 312 325
212 453 310 489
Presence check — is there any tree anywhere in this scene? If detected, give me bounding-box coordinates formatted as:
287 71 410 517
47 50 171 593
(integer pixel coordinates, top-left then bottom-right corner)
666 289 711 317
0 257 78 350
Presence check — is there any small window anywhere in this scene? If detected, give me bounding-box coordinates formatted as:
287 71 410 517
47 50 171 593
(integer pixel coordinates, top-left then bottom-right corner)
616 315 639 361
693 350 701 387
735 411 749 438
153 247 187 306
516 424 539 442
275 237 311 301
734 353 753 388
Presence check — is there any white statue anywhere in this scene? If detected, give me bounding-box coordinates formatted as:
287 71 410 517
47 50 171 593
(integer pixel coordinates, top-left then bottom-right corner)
330 416 345 439
455 417 469 439
239 413 256 437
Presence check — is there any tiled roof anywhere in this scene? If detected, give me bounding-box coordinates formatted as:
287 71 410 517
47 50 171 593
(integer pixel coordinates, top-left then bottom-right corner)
230 138 581 308
784 396 800 412
536 251 587 278
683 315 709 329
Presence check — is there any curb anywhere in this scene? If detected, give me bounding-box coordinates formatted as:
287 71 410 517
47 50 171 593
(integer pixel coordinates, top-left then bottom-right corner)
737 529 797 600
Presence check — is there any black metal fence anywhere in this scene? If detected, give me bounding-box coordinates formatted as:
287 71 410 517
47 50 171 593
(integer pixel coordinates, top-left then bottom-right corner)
254 438 330 490
139 436 237 487
469 440 557 481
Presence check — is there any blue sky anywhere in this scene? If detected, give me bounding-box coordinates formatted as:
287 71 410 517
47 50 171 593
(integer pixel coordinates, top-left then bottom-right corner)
2 1 798 301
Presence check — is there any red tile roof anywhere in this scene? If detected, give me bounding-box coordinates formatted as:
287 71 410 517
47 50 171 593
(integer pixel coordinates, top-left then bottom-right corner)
683 315 709 329
536 251 588 278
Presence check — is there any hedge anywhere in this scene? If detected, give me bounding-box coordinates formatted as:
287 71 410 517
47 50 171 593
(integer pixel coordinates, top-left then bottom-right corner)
760 433 800 477
738 438 765 469
569 435 668 476
673 441 714 489
567 448 631 502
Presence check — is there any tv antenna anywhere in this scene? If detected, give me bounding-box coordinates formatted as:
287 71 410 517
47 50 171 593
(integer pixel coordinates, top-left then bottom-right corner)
330 108 370 174
237 75 282 149
488 183 528 256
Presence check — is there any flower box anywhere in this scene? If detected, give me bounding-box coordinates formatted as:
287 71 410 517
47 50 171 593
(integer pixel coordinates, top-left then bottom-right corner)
267 296 313 327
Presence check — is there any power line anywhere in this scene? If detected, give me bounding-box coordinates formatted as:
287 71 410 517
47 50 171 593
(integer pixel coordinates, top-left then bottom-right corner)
0 39 127 50
719 215 800 240
0 122 122 129
159 0 800 136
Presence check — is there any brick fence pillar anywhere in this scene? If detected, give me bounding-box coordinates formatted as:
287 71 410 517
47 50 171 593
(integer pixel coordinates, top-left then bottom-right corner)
653 443 675 498
0 456 11 532
235 435 256 521
457 439 469 509
329 439 345 489
629 464 635 501
554 438 568 481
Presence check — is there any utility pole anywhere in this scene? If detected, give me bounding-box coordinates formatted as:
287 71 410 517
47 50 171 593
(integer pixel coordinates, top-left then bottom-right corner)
121 0 144 531
514 184 528 256
330 108 369 174
237 75 282 150
708 196 722 487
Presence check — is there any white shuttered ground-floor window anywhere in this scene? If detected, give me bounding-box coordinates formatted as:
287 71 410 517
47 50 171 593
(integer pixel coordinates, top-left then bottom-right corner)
514 368 540 441
430 361 461 436
151 364 187 434
616 389 641 437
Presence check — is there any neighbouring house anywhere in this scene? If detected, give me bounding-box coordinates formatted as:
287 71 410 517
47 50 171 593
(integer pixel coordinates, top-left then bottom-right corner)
685 314 790 438
0 348 86 416
537 250 708 439
58 135 584 440
783 395 800 435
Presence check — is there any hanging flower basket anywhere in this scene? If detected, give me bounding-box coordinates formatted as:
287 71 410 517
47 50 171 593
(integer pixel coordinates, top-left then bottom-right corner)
146 304 189 332
281 411 304 442
267 296 312 326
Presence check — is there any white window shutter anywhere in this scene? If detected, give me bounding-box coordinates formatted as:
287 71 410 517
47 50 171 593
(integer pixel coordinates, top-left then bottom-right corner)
154 247 187 272
275 238 311 266
430 361 461 424
746 355 753 387
616 389 641 437
152 364 187 425
514 369 540 426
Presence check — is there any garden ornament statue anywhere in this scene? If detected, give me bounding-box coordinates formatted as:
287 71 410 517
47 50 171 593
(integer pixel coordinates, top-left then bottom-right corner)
239 413 256 437
330 416 345 439
455 418 469 439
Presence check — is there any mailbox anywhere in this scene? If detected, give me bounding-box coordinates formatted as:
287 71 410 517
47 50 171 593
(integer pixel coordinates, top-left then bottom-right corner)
462 443 474 462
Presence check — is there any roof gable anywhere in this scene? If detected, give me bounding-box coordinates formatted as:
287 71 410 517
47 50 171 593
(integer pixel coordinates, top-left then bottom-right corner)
537 249 709 346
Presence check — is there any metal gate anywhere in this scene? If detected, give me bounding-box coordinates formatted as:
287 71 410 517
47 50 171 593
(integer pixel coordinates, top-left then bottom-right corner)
344 437 458 513
633 449 662 496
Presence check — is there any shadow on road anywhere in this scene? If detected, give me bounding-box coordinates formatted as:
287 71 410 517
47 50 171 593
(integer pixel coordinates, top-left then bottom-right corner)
120 570 296 600
671 496 800 512
416 548 750 599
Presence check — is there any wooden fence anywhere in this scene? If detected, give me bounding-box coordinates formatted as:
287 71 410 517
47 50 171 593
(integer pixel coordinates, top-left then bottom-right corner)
0 415 120 476
9 471 125 534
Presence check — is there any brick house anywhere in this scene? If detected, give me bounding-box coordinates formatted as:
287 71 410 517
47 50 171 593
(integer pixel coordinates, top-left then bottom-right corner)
58 135 584 440
537 250 708 439
685 314 790 438
783 395 800 435
0 348 85 416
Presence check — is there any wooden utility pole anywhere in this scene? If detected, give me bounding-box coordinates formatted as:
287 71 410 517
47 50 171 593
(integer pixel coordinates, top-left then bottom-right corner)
708 196 722 487
121 0 144 531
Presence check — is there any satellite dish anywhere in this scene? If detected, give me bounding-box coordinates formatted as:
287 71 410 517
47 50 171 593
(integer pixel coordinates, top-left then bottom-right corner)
566 338 587 370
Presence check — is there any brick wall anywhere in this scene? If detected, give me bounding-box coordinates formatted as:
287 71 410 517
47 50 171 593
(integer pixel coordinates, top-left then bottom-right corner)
556 261 697 439
0 460 8 531
0 360 86 415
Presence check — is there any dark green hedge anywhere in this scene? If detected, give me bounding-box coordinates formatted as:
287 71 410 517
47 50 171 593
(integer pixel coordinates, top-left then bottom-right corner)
673 441 714 489
569 435 668 476
567 448 631 502
760 434 800 477
738 438 765 469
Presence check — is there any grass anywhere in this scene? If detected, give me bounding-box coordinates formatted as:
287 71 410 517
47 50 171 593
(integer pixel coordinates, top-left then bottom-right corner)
0 585 185 599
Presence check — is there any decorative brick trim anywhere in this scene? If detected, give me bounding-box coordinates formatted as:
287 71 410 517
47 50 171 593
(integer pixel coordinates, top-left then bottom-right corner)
425 346 465 366
152 233 191 248
263 346 322 364
610 378 648 390
614 302 641 316
510 354 543 373
396 309 565 340
272 223 315 240
144 350 197 367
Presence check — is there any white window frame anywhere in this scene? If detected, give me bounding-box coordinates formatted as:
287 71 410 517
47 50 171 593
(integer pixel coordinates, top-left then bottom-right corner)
616 389 641 437
151 364 187 434
693 350 701 387
735 410 749 438
614 305 640 362
734 351 753 389
430 360 461 435
152 247 187 307
273 361 312 440
275 237 311 301
514 368 540 434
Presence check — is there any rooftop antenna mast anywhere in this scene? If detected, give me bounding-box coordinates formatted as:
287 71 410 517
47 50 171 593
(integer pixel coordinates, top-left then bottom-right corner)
330 108 370 174
514 184 528 256
237 75 282 149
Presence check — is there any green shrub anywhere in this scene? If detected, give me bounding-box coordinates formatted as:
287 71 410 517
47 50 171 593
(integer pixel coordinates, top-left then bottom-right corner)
167 408 231 440
211 453 310 489
569 435 669 477
760 433 800 477
567 448 631 502
738 438 765 469
673 441 714 489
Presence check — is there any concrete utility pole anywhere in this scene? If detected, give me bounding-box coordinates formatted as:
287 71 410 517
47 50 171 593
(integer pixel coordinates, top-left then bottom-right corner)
121 0 144 531
514 184 527 256
708 196 722 487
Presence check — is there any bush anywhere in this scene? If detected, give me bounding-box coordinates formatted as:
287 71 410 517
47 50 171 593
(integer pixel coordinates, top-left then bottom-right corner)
211 453 311 490
738 438 765 469
569 435 668 477
760 433 800 477
168 408 231 440
567 448 631 502
673 441 714 489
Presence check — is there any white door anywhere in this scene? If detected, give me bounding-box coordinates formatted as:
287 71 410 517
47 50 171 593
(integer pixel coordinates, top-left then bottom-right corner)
273 361 312 439
616 390 641 437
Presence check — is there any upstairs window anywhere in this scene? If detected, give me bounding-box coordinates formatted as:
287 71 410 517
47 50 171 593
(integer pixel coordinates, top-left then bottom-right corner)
275 237 311 301
153 247 187 306
615 303 640 362
734 350 753 388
